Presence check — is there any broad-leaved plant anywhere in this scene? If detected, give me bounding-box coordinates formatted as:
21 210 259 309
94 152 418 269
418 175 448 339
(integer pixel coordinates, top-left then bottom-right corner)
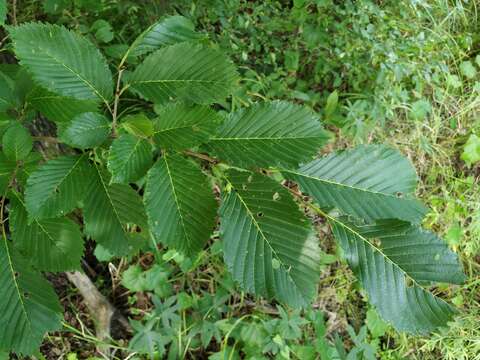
0 15 464 355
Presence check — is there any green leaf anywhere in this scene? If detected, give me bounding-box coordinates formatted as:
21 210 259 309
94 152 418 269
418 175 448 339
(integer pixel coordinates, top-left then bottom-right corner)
27 87 98 124
0 152 16 194
128 43 237 104
445 223 462 247
409 99 431 121
460 61 477 79
284 145 427 223
2 123 33 161
0 0 6 26
220 169 320 307
144 154 217 256
0 71 16 112
446 74 462 89
107 134 153 184
42 0 69 14
122 264 169 295
129 319 167 357
208 101 330 168
10 67 34 104
330 217 457 334
9 23 113 102
349 219 465 284
91 20 114 44
366 308 388 338
14 152 41 188
324 90 339 118
122 113 154 138
0 118 13 143
10 193 84 272
130 15 204 57
284 50 299 71
0 240 62 355
0 64 19 78
153 104 221 151
60 112 111 149
209 347 241 360
83 163 147 255
25 154 93 219
461 134 480 166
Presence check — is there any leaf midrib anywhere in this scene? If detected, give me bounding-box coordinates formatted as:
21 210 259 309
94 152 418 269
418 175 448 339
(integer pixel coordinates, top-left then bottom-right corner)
211 135 323 141
162 156 193 249
27 46 109 103
5 191 32 338
227 182 306 300
32 155 85 216
283 168 412 200
154 123 205 135
1 240 33 337
94 163 129 240
113 138 142 181
16 195 72 265
328 214 451 306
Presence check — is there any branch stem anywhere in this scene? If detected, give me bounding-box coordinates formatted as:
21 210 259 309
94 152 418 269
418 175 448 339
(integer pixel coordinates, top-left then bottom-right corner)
111 68 125 137
12 0 17 26
183 150 218 164
33 136 59 143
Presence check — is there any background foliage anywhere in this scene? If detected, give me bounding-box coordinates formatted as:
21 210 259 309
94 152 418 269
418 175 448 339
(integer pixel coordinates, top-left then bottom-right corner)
0 0 479 359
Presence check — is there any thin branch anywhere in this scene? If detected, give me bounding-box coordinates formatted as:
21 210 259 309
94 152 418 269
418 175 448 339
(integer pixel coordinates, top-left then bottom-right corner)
0 34 10 49
183 150 218 164
33 136 59 143
11 0 17 26
111 68 125 137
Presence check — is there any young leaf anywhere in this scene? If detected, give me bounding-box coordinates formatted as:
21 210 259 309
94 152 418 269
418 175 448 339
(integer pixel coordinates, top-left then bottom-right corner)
153 104 221 151
220 169 320 307
0 240 62 355
284 145 427 223
28 87 98 124
83 163 147 255
330 217 457 334
144 154 217 256
122 113 154 138
2 123 33 161
130 15 204 57
324 90 339 118
128 43 237 104
208 101 330 168
10 193 84 272
60 112 111 149
25 154 93 219
107 134 153 184
9 23 113 102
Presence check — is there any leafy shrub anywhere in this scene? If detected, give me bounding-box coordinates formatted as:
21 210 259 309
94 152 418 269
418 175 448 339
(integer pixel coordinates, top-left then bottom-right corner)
0 14 465 357
184 0 479 138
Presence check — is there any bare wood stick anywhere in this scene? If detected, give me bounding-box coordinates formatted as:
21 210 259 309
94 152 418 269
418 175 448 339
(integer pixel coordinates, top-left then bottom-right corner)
66 271 127 358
